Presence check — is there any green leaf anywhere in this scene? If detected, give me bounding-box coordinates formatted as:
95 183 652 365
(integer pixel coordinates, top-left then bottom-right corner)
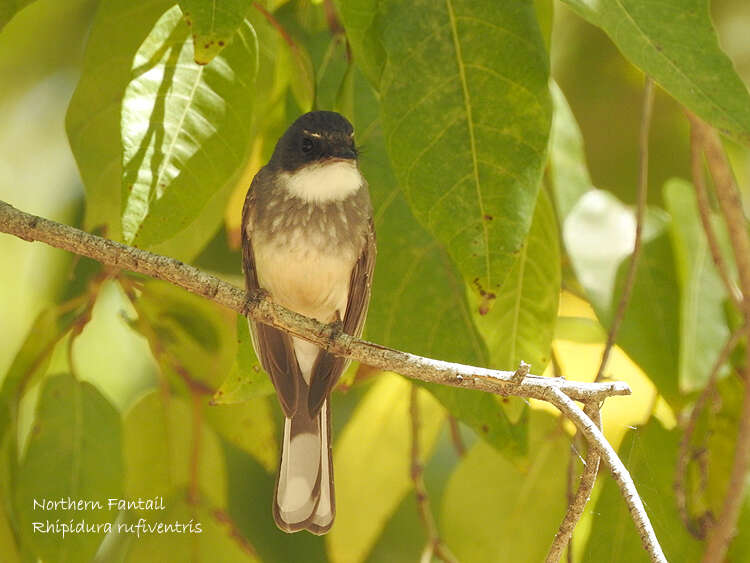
124 497 259 562
0 0 34 32
379 0 551 304
351 69 522 454
582 418 702 562
66 0 175 240
121 5 258 257
471 188 560 373
132 280 237 393
327 375 444 563
441 410 569 562
15 374 123 562
663 178 730 392
0 307 74 438
333 0 385 88
123 391 227 510
211 315 272 405
205 396 278 473
561 0 750 144
608 215 682 406
548 81 592 220
179 0 252 64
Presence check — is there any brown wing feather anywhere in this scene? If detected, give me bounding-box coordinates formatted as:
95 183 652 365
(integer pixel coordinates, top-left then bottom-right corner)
308 217 376 415
242 173 301 417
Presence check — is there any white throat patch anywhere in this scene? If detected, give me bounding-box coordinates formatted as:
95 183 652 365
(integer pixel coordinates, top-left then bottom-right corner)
282 160 363 203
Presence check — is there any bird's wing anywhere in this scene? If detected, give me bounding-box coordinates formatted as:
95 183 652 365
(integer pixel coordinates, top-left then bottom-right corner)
242 173 301 417
307 215 376 415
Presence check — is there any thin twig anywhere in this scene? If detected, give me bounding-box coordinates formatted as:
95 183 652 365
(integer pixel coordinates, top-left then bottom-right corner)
596 77 655 382
688 116 743 308
0 199 668 560
447 416 466 458
689 115 750 563
546 403 602 563
410 385 457 563
545 388 667 562
675 324 747 539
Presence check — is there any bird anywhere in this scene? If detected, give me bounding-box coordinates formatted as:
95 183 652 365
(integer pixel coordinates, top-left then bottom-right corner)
241 111 376 534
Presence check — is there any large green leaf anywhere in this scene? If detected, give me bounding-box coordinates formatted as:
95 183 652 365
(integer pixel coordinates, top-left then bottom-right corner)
562 0 750 144
121 5 258 256
351 70 523 454
582 419 702 562
441 410 569 562
379 0 551 306
179 0 252 64
548 81 592 221
328 375 444 563
15 374 123 562
66 0 174 240
471 188 560 373
663 179 730 392
123 390 227 510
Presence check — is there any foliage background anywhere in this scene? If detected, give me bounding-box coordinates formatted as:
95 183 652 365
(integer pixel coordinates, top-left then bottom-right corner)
0 0 749 561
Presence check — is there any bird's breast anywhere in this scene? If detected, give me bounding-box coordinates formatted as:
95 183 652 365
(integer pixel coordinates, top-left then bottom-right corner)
254 230 356 323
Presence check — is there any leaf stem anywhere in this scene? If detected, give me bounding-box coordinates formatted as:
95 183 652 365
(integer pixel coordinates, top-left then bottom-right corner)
595 76 654 382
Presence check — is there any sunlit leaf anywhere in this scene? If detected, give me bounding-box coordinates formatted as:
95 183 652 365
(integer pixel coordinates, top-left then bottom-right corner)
582 418 702 562
441 410 568 562
179 0 252 64
548 81 592 220
471 188 560 373
328 375 444 563
66 0 175 240
379 0 551 306
15 374 123 562
663 179 730 392
121 5 258 258
562 0 750 144
123 391 227 510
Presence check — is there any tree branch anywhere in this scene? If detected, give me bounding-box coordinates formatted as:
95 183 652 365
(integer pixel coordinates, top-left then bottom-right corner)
0 200 629 404
688 116 743 308
410 385 457 563
546 403 602 563
675 323 747 539
688 115 750 563
0 199 669 561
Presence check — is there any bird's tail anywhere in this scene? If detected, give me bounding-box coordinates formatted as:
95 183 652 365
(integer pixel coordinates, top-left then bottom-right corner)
273 397 334 534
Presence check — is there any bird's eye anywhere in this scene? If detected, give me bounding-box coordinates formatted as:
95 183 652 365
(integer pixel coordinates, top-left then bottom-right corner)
301 137 314 153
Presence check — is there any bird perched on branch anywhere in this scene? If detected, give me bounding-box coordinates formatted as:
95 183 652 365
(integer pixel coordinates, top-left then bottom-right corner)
241 111 376 534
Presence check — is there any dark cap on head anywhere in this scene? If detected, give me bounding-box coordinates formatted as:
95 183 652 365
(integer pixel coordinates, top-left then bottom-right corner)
270 111 357 172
